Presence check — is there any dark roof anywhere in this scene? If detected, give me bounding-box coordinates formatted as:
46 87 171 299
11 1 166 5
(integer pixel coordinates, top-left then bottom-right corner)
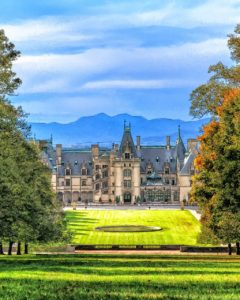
118 125 138 158
140 147 176 173
174 126 186 162
179 151 195 175
58 150 93 176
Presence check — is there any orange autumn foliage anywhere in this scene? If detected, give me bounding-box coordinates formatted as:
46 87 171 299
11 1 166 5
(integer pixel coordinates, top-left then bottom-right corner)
217 88 240 116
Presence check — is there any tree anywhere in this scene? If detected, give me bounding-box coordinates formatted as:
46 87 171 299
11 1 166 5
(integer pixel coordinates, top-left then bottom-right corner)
0 29 68 254
190 24 240 254
191 90 240 253
0 29 22 97
190 24 240 118
217 212 240 255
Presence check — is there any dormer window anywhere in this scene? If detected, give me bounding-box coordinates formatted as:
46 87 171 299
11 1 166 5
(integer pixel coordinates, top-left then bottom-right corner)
156 156 160 162
65 169 71 176
82 169 87 176
125 153 130 159
74 160 78 165
165 168 170 174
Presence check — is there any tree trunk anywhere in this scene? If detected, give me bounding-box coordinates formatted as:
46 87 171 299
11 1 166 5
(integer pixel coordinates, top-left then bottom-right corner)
236 242 240 255
24 243 29 255
8 241 13 255
228 243 232 255
17 242 21 255
0 241 4 255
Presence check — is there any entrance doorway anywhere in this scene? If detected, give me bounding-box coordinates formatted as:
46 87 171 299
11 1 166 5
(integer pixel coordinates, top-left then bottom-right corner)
124 192 132 203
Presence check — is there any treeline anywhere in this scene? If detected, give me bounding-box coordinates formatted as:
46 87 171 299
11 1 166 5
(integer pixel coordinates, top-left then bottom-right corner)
0 30 67 255
190 25 240 255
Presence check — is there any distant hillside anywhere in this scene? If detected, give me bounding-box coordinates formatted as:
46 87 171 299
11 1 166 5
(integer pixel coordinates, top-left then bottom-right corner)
30 113 210 147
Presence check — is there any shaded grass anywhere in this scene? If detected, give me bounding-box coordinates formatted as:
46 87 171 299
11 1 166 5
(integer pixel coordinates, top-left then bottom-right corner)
0 254 239 299
66 210 201 245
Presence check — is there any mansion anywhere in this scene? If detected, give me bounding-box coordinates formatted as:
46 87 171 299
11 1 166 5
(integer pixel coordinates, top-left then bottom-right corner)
41 124 198 205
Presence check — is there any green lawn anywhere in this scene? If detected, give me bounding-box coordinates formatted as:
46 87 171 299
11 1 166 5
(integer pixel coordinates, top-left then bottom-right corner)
66 210 201 245
0 254 239 300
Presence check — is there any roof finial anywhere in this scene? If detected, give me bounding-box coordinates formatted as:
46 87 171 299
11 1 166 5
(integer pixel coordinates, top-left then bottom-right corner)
50 134 53 144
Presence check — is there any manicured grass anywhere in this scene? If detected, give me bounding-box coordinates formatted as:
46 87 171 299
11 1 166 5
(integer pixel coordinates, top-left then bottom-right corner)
0 254 239 299
66 210 201 245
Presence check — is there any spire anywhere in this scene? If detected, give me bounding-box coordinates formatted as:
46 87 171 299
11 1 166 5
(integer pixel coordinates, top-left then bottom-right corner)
124 120 131 132
119 124 137 158
178 125 181 139
177 125 183 144
174 125 186 162
50 134 53 145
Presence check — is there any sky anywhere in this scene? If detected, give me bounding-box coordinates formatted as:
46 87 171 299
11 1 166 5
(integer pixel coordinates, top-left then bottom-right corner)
1 0 239 123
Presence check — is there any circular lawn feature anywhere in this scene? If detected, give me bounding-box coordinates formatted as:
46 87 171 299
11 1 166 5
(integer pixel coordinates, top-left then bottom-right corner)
95 225 162 232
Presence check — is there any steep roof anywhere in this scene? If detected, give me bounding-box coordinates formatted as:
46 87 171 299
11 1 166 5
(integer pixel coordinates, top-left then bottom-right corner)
118 124 138 158
174 125 186 162
179 151 195 175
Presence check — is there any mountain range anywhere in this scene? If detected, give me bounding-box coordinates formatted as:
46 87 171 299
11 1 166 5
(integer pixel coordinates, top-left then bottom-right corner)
30 113 210 147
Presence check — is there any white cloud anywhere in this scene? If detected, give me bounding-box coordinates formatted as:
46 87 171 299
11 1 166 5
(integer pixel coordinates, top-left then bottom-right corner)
81 79 198 90
13 38 228 93
1 0 239 49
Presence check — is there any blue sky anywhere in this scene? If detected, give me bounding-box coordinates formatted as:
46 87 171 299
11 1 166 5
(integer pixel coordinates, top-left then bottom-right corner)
1 0 239 123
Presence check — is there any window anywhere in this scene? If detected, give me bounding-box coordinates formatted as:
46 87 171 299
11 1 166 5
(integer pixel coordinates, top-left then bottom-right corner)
123 169 132 177
124 180 131 188
125 153 130 159
65 169 71 176
82 180 86 186
102 170 108 178
171 179 175 185
65 179 71 186
95 173 100 180
103 165 108 169
95 183 100 190
82 169 87 176
165 168 170 174
156 156 160 162
74 160 78 165
102 181 108 189
165 178 169 185
95 165 100 170
145 189 171 202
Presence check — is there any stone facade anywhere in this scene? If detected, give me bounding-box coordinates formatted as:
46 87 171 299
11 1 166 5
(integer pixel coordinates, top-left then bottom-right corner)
41 124 198 205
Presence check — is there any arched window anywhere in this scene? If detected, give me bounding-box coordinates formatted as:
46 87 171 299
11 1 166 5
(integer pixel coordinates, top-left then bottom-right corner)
123 169 132 177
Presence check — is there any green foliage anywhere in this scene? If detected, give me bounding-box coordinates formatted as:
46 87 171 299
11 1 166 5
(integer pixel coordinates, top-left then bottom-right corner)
0 29 67 252
190 24 240 118
0 254 239 299
0 29 21 97
217 212 240 244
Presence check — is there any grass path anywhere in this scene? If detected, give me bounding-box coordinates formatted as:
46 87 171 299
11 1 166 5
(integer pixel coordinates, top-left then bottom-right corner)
66 210 201 245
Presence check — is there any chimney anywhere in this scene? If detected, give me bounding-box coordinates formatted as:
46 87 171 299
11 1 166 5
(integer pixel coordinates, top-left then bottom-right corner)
56 144 62 165
136 136 141 151
187 139 198 154
91 144 99 158
166 136 170 150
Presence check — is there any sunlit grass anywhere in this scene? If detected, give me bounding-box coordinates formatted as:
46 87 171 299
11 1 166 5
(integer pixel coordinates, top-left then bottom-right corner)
0 254 239 299
66 210 201 245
